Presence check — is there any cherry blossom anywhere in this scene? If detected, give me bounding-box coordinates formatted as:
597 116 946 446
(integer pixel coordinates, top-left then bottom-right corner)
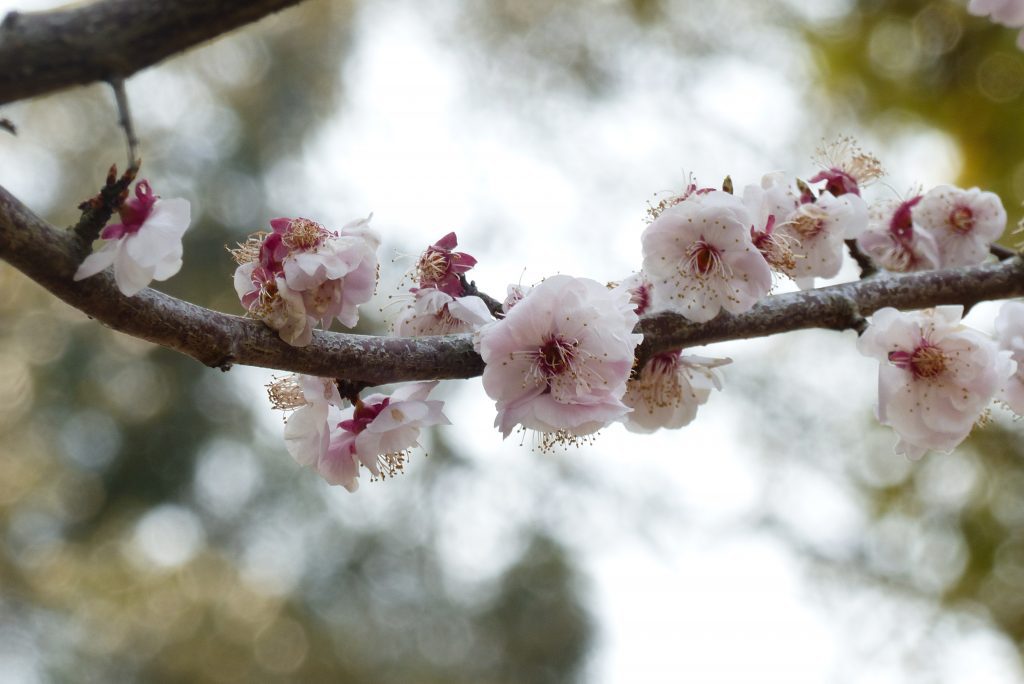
393 287 493 336
414 232 478 296
642 189 772 323
780 190 869 285
994 301 1024 415
857 195 940 273
502 283 529 313
319 382 449 491
268 374 344 469
857 306 1016 460
74 180 191 296
744 173 801 274
915 185 1006 267
230 215 379 345
614 273 653 316
475 275 642 446
622 351 730 433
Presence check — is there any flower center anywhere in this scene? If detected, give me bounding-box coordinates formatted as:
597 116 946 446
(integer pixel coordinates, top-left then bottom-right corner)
339 398 390 434
889 343 947 379
949 206 975 235
686 239 724 277
283 218 328 251
538 336 578 378
789 213 825 239
417 248 451 284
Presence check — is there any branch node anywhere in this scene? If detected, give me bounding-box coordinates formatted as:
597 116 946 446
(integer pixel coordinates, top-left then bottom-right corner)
73 163 139 246
459 274 504 319
336 379 369 404
845 239 878 278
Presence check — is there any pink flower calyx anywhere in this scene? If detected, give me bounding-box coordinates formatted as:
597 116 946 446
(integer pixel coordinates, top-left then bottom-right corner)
889 194 923 243
887 343 948 379
416 232 477 296
101 180 157 239
339 397 390 434
809 136 884 197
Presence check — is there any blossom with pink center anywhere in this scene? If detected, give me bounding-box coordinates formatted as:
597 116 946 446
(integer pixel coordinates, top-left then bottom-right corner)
857 195 941 273
614 273 654 316
969 0 1024 48
744 173 801 274
475 275 642 444
318 382 449 491
641 190 772 323
74 180 191 296
857 306 1016 459
808 136 884 197
393 287 493 336
915 185 1006 267
779 190 868 285
412 232 478 296
622 351 730 433
994 301 1024 415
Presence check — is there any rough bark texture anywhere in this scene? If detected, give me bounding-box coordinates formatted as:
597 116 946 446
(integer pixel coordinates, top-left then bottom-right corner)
0 0 305 105
3 183 1023 385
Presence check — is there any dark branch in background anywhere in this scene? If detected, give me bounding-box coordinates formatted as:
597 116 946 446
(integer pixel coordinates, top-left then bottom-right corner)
992 243 1018 260
0 117 14 134
458 274 504 319
109 78 139 168
4 183 1024 386
845 239 877 278
0 0 306 106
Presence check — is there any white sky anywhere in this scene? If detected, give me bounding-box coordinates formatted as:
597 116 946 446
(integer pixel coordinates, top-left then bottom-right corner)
1 0 1021 682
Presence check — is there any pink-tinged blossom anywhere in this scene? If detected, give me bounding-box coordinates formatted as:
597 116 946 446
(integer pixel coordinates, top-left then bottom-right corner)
995 301 1024 415
969 0 1024 48
475 275 642 445
318 382 449 491
642 190 772 323
622 351 730 433
857 306 1015 460
230 215 379 345
808 137 884 197
233 261 315 346
393 287 493 336
780 190 869 285
74 180 191 296
915 185 1006 267
502 284 529 313
415 232 478 296
857 195 941 273
268 374 344 469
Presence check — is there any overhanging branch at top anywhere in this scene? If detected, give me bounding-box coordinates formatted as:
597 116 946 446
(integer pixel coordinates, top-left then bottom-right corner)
2 183 1023 386
0 0 306 106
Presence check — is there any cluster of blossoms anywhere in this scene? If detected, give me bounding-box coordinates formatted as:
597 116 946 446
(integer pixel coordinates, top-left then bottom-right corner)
230 216 380 346
72 139 1024 493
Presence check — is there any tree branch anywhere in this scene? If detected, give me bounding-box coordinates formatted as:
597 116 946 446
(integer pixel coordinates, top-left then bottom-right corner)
0 0 306 106
3 183 1024 385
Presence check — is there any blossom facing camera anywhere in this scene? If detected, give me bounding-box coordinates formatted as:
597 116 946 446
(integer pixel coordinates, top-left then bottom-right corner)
475 275 642 446
74 180 191 296
641 190 772 323
915 185 1006 268
857 306 1015 460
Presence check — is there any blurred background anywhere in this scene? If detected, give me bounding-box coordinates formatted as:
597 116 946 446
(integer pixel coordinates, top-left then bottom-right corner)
2 0 1024 681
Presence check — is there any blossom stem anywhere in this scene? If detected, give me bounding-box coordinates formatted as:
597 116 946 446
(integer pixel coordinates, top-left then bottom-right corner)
108 78 140 170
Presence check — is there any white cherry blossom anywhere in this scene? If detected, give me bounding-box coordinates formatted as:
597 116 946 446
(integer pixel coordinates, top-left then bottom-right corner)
857 196 940 273
995 300 1024 415
74 180 191 296
915 184 1006 268
622 351 730 433
857 306 1015 459
393 287 493 336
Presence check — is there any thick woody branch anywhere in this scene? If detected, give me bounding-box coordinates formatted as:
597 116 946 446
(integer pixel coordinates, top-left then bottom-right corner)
2 184 1024 385
0 0 306 106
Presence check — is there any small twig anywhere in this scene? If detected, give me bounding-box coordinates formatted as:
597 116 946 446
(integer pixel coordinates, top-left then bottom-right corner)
845 239 878 278
73 163 138 246
991 243 1017 260
108 78 140 170
336 379 369 404
0 117 14 135
459 274 504 319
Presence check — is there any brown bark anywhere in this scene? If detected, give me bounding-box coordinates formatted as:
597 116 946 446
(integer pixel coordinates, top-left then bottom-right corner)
0 0 306 105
